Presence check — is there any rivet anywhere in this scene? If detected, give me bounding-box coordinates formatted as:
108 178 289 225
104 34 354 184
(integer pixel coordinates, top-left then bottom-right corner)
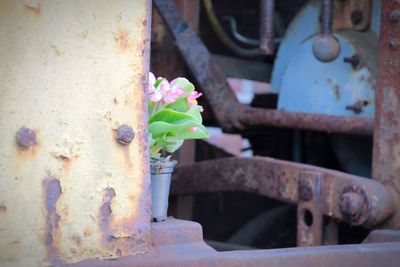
16 127 36 148
351 10 363 25
388 10 400 22
116 125 134 145
299 179 314 202
389 39 399 50
339 192 363 221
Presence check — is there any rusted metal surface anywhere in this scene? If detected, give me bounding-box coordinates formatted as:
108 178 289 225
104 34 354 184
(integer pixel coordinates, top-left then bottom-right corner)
372 0 400 229
154 0 244 131
72 218 400 267
154 0 374 135
0 1 152 265
363 229 400 243
260 0 275 55
171 157 395 227
240 108 374 135
297 172 323 247
333 0 371 31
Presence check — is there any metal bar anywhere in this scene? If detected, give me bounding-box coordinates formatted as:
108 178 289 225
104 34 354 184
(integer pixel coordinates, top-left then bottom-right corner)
297 172 323 247
75 240 400 266
240 108 373 135
321 0 333 35
171 157 395 228
154 0 374 135
372 0 400 228
260 0 275 55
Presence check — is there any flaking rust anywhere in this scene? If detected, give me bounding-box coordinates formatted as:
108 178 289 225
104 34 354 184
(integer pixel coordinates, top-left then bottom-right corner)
42 178 63 266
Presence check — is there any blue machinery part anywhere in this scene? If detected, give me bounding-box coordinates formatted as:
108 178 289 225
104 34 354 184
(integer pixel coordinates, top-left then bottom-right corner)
271 0 380 118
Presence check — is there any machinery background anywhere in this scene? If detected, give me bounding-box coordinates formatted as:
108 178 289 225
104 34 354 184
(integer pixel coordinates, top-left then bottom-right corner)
151 0 399 251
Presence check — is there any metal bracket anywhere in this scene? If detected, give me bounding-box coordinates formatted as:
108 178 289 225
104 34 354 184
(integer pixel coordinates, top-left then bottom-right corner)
297 171 323 246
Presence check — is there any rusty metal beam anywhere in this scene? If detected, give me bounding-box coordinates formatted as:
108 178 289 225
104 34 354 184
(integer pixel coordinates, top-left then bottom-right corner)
171 157 395 228
372 0 400 228
260 0 275 55
72 219 400 267
154 0 374 135
240 108 373 135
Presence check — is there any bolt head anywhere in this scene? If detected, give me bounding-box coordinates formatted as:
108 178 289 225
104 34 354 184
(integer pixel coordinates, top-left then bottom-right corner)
389 10 400 22
116 125 134 145
16 127 36 148
299 179 314 201
389 39 399 50
351 10 364 25
339 192 363 221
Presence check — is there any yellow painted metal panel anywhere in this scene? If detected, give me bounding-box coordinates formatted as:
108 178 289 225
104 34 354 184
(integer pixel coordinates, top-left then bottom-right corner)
0 0 151 265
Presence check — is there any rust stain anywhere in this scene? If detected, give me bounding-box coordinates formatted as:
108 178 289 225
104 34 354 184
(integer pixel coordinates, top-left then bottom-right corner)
114 29 132 53
69 235 82 247
122 145 133 171
23 3 41 18
42 178 64 266
100 187 116 245
83 227 93 237
0 205 6 213
15 131 41 167
50 45 64 57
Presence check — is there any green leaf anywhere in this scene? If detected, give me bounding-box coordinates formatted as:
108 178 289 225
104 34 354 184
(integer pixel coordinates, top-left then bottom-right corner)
149 120 199 138
187 105 202 123
170 78 195 96
164 97 190 113
149 108 199 125
177 124 209 139
155 134 184 153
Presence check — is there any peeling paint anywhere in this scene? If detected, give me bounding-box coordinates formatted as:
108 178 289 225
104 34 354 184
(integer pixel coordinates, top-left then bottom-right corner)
42 178 63 265
114 28 132 53
24 2 41 18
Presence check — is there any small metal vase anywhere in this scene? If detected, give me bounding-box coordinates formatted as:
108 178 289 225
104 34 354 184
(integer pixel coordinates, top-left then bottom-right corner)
150 159 177 222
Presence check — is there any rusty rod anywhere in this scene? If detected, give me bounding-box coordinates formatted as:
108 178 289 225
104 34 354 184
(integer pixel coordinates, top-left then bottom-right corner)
172 157 395 227
240 107 374 135
260 0 275 55
372 0 400 229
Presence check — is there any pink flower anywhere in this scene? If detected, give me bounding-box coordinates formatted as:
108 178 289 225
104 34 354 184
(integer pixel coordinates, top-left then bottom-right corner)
189 127 199 132
160 79 184 104
187 91 203 108
148 72 163 102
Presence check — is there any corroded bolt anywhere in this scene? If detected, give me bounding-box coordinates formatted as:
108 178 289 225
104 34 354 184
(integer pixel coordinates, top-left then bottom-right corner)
16 127 36 148
351 10 363 25
299 179 314 202
116 124 134 144
389 39 399 50
339 192 363 221
388 10 400 22
343 54 360 68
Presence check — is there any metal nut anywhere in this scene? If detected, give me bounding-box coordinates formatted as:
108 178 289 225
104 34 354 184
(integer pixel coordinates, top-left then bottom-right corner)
339 192 363 221
388 10 400 22
389 39 399 50
116 124 134 145
16 127 37 148
351 10 363 25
